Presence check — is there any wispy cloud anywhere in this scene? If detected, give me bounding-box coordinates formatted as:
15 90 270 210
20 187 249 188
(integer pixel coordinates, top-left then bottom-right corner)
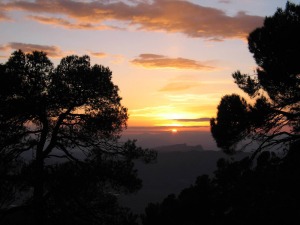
0 11 9 21
219 0 231 4
131 54 215 70
160 75 202 92
89 51 108 58
0 42 64 57
129 105 175 118
1 0 263 39
27 15 113 30
0 3 10 21
160 82 200 92
110 54 125 64
88 51 125 64
173 117 211 122
166 93 221 104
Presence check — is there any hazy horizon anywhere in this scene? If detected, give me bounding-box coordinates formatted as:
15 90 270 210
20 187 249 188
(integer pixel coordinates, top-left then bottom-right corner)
121 126 218 150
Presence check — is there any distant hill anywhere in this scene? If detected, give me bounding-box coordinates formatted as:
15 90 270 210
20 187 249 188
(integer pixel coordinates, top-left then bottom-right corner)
121 129 218 150
154 143 204 152
119 144 249 214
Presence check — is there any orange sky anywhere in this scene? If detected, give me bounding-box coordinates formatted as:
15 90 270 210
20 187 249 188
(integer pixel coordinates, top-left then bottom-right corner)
0 0 295 128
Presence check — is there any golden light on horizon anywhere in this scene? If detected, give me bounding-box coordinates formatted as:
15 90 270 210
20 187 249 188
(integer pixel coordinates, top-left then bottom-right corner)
128 106 212 127
171 128 178 133
156 122 183 127
159 112 199 120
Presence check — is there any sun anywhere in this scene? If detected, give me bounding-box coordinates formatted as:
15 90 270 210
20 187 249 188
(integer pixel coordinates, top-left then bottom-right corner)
171 128 178 133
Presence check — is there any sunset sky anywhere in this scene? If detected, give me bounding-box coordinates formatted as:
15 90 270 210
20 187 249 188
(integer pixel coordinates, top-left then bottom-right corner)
0 0 297 129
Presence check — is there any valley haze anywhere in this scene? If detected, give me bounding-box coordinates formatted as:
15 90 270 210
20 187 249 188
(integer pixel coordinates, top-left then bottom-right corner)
119 126 249 214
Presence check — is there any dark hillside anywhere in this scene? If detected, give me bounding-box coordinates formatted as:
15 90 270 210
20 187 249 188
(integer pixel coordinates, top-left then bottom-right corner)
119 144 249 214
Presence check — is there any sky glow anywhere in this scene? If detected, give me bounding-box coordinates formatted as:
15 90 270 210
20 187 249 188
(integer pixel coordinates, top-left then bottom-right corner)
0 0 297 128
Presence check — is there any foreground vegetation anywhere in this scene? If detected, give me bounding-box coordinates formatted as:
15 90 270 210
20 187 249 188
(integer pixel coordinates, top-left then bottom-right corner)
0 50 155 225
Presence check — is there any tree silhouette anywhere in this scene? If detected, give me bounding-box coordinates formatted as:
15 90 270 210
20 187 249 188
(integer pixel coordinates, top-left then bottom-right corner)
142 142 300 225
0 50 156 225
211 2 300 154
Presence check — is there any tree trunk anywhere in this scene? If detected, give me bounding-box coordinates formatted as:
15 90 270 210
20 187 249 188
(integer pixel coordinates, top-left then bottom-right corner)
33 151 45 225
33 115 48 225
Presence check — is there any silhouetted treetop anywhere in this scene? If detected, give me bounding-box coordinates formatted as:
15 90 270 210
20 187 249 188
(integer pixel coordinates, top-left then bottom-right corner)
211 2 300 154
210 94 251 154
240 2 300 104
0 50 129 158
0 50 155 225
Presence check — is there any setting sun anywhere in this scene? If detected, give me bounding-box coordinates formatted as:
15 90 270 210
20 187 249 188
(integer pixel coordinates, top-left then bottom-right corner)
171 128 178 133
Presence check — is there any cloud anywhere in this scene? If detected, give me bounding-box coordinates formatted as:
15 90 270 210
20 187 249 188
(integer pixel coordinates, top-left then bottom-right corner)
166 93 221 104
159 82 200 92
0 45 7 52
2 0 263 39
0 12 9 21
160 75 202 92
89 51 108 58
0 42 64 57
0 3 11 22
88 51 125 64
173 117 211 122
130 105 175 117
27 15 114 30
110 54 125 64
131 54 215 70
218 0 231 4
